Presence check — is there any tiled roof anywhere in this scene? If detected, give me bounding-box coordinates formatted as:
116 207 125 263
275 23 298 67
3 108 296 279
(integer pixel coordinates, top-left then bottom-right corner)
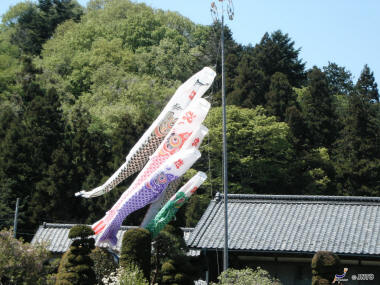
32 223 199 256
187 193 380 256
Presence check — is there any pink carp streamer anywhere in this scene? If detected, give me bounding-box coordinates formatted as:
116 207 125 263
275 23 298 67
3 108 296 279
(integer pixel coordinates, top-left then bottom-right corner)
93 148 201 245
140 125 209 227
76 67 216 198
92 98 210 245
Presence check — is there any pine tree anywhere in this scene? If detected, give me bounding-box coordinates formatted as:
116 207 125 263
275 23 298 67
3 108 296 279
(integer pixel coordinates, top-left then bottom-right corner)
56 225 96 285
322 62 353 95
334 89 380 196
205 22 242 106
356 64 379 102
228 52 267 107
10 0 83 55
265 72 296 121
302 67 337 148
251 30 306 87
120 228 151 282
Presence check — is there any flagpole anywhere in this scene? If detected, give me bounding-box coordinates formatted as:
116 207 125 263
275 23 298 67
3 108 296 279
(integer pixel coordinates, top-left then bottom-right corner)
211 0 234 271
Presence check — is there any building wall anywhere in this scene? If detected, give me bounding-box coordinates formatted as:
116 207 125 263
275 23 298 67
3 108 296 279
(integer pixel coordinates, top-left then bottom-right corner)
205 251 380 285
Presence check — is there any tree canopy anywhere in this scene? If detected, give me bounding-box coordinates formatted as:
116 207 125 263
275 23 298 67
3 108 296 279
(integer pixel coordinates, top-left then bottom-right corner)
0 0 378 246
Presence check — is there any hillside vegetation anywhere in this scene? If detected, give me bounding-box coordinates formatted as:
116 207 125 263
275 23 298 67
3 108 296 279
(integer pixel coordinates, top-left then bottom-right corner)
0 0 379 236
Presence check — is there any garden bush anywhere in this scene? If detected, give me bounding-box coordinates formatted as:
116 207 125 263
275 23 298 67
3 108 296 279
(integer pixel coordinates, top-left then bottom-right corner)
212 267 282 285
55 225 96 285
120 228 151 281
311 251 341 285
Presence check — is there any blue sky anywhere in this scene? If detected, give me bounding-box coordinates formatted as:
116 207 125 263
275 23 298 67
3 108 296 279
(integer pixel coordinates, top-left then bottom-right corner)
1 0 379 81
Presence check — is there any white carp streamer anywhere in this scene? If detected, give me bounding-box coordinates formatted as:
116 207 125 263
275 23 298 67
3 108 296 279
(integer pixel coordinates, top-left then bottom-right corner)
140 125 209 227
76 67 215 198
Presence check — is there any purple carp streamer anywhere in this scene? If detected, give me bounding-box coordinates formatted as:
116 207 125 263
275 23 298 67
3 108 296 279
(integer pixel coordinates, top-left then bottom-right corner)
93 148 201 245
140 125 209 227
76 67 216 198
145 171 207 238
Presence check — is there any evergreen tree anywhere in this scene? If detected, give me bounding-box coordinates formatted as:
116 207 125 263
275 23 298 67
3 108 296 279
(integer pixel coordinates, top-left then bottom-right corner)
322 62 353 95
311 251 341 285
334 90 380 196
120 228 151 282
8 0 82 55
251 30 306 87
356 64 379 102
205 22 243 106
302 67 337 148
152 225 197 285
228 31 305 109
285 105 307 150
56 225 96 285
265 72 296 121
333 66 380 196
228 51 267 107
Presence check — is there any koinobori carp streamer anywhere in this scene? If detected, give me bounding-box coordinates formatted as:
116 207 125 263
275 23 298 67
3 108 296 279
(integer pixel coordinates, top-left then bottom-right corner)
93 149 202 245
145 171 207 238
92 98 210 245
76 67 215 198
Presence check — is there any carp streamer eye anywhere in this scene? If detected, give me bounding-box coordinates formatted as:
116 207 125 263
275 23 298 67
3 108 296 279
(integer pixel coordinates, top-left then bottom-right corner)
169 135 182 148
156 173 167 184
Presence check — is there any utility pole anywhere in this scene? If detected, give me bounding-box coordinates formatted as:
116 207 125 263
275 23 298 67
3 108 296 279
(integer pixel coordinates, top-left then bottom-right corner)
210 0 234 272
13 198 19 238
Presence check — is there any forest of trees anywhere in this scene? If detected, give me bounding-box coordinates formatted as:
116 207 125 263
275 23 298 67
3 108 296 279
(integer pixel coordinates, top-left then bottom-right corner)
0 0 379 238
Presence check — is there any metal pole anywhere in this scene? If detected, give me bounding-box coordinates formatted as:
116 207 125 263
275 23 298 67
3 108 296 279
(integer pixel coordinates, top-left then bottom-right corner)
13 198 19 238
221 9 229 272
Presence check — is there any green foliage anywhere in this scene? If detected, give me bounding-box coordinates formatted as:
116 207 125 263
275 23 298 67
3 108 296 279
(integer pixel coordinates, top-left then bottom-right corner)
35 0 210 135
56 225 96 285
356 64 379 102
151 224 197 284
69 225 95 239
301 67 337 148
199 105 294 194
0 0 379 252
265 72 297 121
311 251 341 284
102 265 148 285
120 228 151 281
90 247 117 285
160 256 196 285
333 87 380 196
252 30 306 87
229 53 267 107
0 27 21 96
3 0 83 55
322 62 353 95
184 193 210 227
0 228 49 284
212 267 282 285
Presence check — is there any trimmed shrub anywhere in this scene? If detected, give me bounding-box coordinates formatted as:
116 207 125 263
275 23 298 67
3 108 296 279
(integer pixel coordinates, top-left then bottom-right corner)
160 256 195 285
120 228 151 282
56 225 96 285
311 251 341 285
68 225 94 239
153 224 198 285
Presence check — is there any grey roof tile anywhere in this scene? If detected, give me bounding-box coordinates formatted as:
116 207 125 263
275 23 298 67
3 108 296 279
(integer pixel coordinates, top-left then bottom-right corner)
187 194 380 256
32 223 199 256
